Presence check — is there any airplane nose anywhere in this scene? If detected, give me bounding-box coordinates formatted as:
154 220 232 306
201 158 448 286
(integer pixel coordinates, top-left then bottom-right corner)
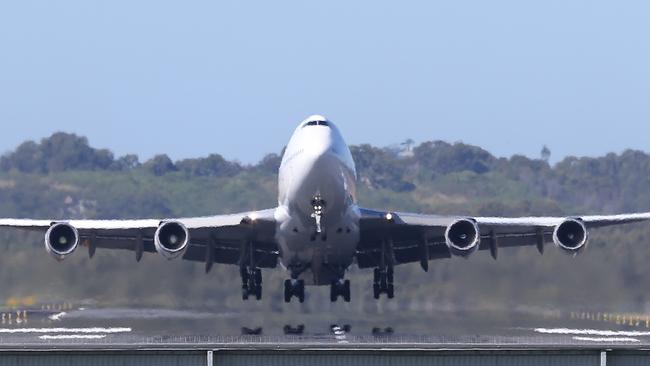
303 128 335 160
305 140 332 159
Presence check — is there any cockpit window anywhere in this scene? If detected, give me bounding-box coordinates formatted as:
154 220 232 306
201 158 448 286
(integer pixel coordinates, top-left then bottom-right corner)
304 121 329 127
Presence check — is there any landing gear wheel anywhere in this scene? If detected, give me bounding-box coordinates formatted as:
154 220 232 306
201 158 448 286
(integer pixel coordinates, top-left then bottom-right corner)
373 284 380 299
330 279 351 302
255 269 262 285
343 280 351 302
241 267 263 301
284 279 292 303
284 279 305 303
372 267 395 300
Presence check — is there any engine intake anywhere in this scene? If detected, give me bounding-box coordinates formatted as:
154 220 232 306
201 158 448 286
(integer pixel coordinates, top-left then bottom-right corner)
445 218 480 256
553 218 588 252
154 221 190 259
45 223 79 260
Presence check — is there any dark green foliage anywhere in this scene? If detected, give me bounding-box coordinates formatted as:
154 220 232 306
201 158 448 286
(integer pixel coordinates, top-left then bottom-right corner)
0 133 115 173
351 144 415 192
176 154 242 177
142 154 177 176
413 141 496 178
253 153 283 174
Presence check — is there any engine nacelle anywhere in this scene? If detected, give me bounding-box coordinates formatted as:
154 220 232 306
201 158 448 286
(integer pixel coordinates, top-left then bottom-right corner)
553 218 589 252
445 218 481 256
45 223 79 260
154 221 190 259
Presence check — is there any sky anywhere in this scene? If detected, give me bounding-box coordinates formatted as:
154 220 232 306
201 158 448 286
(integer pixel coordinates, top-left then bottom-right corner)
0 1 648 164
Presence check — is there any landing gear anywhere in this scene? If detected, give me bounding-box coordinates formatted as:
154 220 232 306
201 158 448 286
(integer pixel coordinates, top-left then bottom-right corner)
373 267 394 299
284 279 305 303
241 267 262 301
330 279 351 302
310 195 326 233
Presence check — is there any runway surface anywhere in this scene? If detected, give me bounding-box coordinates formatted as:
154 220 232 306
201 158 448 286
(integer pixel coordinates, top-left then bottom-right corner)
0 304 649 349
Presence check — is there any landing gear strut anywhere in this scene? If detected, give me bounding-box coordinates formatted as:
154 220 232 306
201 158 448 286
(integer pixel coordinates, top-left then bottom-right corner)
330 279 351 302
310 195 326 233
241 266 262 300
373 267 394 299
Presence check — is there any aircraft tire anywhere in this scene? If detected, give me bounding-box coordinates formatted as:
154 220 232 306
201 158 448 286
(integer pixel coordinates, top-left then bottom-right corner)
255 269 262 284
343 280 351 302
373 284 380 299
284 279 291 302
297 279 305 303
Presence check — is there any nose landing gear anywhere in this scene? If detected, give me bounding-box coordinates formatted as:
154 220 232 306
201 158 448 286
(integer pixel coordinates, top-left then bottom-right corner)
310 195 326 233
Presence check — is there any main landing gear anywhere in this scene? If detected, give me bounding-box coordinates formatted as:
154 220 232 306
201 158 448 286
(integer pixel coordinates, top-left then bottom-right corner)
284 264 307 303
373 267 394 299
330 279 351 302
284 279 305 303
241 266 262 300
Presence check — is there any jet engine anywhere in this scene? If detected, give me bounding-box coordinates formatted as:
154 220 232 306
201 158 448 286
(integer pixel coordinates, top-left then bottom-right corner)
445 218 481 256
154 221 190 259
553 218 588 252
45 222 79 260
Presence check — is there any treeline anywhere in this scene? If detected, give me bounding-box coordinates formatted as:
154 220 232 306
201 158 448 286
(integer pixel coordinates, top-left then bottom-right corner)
1 132 650 316
5 132 650 214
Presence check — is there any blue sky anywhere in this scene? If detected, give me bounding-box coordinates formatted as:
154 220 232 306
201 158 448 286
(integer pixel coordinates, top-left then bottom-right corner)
0 1 648 164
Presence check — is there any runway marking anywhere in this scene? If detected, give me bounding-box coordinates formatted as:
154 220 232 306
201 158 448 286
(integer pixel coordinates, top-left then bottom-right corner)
534 328 650 337
39 334 107 340
573 336 640 343
0 327 131 334
48 312 66 321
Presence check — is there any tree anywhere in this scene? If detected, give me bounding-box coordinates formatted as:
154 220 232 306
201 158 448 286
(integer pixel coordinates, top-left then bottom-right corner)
176 154 242 177
0 132 116 173
143 154 177 176
541 145 551 162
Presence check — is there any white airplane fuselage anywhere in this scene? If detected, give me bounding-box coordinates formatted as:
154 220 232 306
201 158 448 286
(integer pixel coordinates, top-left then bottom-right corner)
275 117 361 285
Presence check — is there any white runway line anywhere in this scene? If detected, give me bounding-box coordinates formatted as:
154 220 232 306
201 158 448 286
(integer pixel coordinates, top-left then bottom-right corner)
39 334 107 340
573 336 640 343
48 312 66 321
534 327 650 337
0 327 131 334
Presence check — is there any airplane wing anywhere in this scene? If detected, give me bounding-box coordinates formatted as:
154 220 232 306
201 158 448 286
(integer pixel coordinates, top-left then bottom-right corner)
0 208 279 271
356 208 650 270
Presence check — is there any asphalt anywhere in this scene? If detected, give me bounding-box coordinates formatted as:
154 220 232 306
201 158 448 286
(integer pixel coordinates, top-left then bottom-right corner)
1 305 649 350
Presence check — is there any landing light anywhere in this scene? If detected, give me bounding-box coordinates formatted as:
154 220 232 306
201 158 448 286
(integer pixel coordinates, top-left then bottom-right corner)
385 213 393 221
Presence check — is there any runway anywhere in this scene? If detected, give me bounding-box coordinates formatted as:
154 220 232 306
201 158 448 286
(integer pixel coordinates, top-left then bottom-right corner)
1 304 649 350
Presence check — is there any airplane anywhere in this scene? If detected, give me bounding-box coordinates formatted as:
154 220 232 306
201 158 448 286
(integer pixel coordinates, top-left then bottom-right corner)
2 114 650 303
